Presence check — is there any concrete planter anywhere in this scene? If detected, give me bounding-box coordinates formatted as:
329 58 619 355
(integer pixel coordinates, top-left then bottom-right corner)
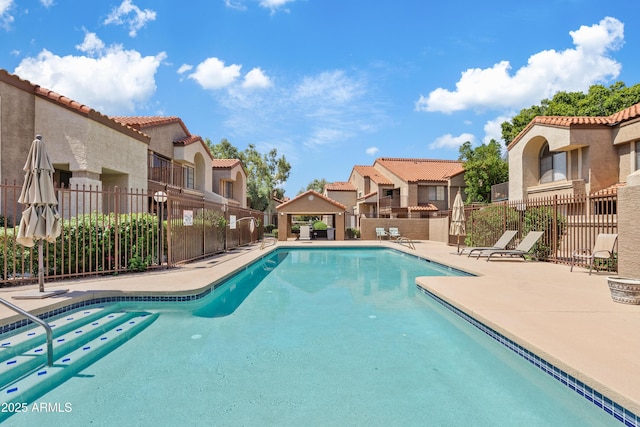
607 277 640 305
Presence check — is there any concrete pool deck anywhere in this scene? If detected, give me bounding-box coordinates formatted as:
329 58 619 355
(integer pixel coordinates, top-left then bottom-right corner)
0 239 638 417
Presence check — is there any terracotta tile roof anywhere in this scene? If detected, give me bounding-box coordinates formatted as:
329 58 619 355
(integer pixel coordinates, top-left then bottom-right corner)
325 181 356 191
591 182 626 196
609 103 640 124
111 116 184 130
375 158 464 182
276 190 347 211
0 69 149 143
408 204 438 211
352 165 394 185
508 102 640 150
212 159 242 168
174 135 203 146
357 191 378 203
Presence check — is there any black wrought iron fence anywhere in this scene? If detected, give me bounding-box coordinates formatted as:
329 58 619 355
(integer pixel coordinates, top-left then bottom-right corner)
0 181 263 287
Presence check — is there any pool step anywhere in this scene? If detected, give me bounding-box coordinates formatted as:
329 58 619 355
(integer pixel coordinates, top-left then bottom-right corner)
0 311 158 421
0 305 118 362
0 310 134 387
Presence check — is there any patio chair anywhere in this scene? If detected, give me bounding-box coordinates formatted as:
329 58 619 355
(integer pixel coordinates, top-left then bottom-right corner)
376 228 388 241
459 230 518 257
570 233 618 275
480 231 545 262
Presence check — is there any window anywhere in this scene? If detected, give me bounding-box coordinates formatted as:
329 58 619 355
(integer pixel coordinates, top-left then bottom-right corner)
636 141 640 171
539 143 566 183
184 166 194 189
224 181 233 199
428 186 445 201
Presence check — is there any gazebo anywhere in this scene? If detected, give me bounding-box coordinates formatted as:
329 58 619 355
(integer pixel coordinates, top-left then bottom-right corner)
276 190 347 241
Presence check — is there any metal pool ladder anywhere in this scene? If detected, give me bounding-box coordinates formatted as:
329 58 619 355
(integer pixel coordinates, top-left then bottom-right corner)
0 298 53 367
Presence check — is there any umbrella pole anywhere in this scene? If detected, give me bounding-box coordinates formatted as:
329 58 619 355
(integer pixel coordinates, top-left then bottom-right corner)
456 235 460 253
38 240 44 293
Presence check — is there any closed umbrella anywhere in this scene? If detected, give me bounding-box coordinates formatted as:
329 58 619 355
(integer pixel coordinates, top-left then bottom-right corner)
15 135 65 297
449 191 466 253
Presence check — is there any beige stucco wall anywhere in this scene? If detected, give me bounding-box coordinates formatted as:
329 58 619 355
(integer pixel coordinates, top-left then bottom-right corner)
212 164 247 208
325 190 356 213
617 170 640 279
360 218 430 241
509 125 618 200
173 143 212 193
35 99 149 191
0 78 37 185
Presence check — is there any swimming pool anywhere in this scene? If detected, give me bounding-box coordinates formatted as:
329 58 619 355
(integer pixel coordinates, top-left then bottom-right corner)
0 248 621 425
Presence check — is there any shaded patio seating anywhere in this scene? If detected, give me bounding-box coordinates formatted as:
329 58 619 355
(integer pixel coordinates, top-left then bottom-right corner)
459 230 518 257
570 233 618 275
376 228 388 241
480 231 545 262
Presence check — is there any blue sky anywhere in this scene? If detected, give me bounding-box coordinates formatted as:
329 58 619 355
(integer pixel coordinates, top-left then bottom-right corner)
2 1 639 197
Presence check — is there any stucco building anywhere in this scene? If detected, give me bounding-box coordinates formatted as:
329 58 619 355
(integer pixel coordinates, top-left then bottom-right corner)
507 103 640 200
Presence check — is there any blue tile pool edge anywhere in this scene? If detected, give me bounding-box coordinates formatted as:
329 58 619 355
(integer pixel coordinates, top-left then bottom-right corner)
417 286 639 427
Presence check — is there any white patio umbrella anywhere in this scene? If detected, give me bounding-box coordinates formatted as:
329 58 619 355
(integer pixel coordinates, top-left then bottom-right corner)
449 191 466 253
15 135 65 297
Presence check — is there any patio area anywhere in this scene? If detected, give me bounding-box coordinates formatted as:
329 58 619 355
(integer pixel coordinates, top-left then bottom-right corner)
0 239 638 419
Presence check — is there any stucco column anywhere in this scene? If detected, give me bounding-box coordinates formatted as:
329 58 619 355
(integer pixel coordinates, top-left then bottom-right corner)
617 170 640 279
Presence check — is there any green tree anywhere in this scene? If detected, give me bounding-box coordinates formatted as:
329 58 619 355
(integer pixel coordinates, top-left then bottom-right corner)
458 139 508 203
302 178 328 194
206 138 241 159
208 139 291 211
501 81 640 146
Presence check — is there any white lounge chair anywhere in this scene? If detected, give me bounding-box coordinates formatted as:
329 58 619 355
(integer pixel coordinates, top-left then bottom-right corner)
570 233 618 275
375 228 388 241
460 230 518 257
480 231 545 262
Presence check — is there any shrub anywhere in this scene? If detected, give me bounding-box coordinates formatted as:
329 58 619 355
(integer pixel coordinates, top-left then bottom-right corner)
522 206 567 259
465 205 519 248
346 228 360 239
312 221 328 230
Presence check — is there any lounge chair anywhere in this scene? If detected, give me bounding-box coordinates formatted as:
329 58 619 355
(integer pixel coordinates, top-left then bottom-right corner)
570 233 618 275
376 228 388 241
460 230 518 257
480 231 545 262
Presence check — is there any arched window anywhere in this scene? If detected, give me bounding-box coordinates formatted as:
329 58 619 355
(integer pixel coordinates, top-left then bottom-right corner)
539 143 566 183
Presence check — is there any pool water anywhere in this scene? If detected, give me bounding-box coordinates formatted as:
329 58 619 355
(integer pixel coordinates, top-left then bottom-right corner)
3 248 618 426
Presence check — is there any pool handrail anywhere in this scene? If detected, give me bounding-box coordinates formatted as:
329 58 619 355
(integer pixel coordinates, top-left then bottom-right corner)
0 298 53 367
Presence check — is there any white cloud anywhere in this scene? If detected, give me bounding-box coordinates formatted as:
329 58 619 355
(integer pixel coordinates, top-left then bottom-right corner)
104 0 156 37
294 70 365 104
188 57 242 90
40 0 54 7
482 114 511 146
0 0 15 29
416 17 624 114
224 0 247 11
259 0 295 14
429 133 476 150
14 34 166 114
177 64 193 74
366 146 379 156
75 31 106 55
242 67 272 89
